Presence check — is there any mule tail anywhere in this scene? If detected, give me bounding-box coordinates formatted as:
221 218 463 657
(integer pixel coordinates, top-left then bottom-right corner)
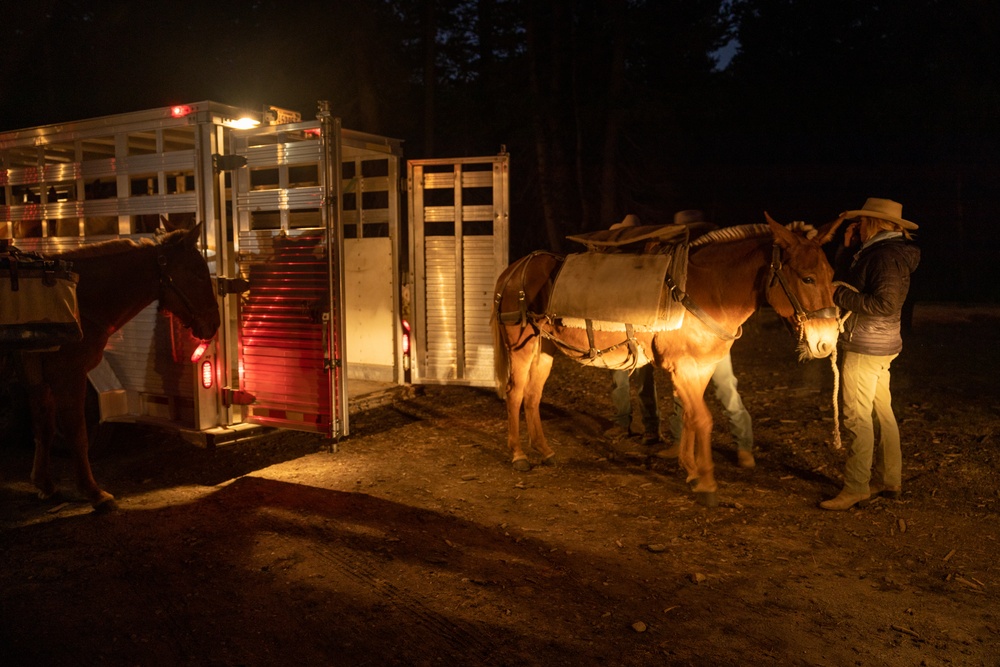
490 303 511 399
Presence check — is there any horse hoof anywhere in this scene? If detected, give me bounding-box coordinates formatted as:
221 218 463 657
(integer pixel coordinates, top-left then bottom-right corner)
512 459 532 472
695 491 718 508
91 494 118 513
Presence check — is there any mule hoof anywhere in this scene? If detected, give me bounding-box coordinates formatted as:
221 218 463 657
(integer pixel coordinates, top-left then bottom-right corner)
695 491 718 508
512 459 532 472
539 454 556 467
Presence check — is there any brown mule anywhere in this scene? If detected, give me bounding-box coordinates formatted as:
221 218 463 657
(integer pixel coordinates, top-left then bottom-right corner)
492 216 844 506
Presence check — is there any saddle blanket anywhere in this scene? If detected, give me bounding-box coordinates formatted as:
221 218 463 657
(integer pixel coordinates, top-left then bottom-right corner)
1 245 83 349
546 249 686 331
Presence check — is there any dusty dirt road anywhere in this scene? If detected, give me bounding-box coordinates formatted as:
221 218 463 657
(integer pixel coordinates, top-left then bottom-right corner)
1 305 998 666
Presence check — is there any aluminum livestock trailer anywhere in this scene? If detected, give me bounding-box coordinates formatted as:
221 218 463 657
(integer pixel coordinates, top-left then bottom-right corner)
0 101 509 444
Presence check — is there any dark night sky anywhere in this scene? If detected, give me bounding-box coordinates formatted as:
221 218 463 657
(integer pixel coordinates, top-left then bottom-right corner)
2 1 998 302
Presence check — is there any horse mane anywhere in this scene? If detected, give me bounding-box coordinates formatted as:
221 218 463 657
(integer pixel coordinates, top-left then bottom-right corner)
690 221 818 247
56 230 184 259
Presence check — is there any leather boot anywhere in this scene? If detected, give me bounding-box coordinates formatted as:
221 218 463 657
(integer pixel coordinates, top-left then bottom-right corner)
819 490 871 511
654 442 680 459
737 450 756 469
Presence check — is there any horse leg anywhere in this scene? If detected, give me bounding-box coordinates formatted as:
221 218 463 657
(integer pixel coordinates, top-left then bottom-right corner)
56 375 116 510
28 383 58 500
21 353 57 500
523 345 555 465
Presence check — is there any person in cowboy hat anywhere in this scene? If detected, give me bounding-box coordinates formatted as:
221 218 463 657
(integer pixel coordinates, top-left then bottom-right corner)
820 198 921 511
604 214 663 449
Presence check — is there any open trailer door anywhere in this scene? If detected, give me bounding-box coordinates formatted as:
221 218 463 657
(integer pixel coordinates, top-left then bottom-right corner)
228 109 348 440
407 153 510 387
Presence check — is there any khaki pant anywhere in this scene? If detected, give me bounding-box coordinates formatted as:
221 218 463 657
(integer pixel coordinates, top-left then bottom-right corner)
841 350 901 494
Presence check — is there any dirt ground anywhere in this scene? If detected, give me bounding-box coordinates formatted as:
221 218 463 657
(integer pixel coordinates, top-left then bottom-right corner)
1 305 998 667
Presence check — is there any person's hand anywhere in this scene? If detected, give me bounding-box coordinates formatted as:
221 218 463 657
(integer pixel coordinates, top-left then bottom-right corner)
843 221 859 247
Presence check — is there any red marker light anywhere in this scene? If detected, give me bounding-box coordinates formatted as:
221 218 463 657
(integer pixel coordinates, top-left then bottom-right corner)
201 360 214 389
171 105 193 118
190 341 210 363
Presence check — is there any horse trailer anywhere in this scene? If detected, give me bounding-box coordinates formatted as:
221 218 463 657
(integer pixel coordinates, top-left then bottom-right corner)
0 101 509 444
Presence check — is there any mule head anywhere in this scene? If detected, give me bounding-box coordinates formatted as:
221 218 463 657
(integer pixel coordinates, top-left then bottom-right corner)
156 222 221 341
764 213 842 360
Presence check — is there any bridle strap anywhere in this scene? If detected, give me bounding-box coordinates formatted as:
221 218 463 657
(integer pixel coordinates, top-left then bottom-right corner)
769 244 838 323
157 253 200 324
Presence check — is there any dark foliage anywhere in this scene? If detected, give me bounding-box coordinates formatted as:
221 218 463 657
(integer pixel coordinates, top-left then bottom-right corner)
1 0 996 299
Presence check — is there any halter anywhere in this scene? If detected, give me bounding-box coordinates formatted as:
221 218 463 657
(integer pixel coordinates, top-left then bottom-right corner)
768 244 838 335
157 252 209 333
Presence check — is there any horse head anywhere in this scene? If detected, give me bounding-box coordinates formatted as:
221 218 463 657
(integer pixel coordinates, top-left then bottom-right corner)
764 213 845 360
155 223 221 341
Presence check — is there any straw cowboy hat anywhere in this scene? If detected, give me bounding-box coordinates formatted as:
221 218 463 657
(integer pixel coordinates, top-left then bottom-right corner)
673 209 706 225
842 197 918 230
609 214 641 230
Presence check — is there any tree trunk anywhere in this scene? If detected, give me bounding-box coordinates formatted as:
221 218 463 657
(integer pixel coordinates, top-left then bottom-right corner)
599 1 627 227
422 0 436 155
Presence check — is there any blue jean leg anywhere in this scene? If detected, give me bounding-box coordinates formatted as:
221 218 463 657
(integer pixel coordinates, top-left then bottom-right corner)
670 354 752 450
610 369 632 429
712 353 754 452
633 364 660 434
611 365 659 433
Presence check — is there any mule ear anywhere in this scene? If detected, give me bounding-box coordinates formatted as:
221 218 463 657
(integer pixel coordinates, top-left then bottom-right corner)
766 212 798 250
813 215 847 245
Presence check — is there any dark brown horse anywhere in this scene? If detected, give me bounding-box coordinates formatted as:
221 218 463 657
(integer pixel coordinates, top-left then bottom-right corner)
492 216 843 506
11 224 220 510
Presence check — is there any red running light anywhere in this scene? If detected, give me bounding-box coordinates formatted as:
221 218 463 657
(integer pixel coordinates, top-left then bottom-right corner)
201 359 214 389
171 105 193 118
190 341 210 363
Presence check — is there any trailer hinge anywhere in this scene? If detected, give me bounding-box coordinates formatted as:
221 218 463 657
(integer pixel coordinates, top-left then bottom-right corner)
222 388 256 407
212 153 248 173
324 357 341 371
216 276 251 296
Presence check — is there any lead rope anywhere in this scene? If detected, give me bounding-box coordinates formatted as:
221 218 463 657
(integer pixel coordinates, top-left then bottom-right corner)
829 281 858 450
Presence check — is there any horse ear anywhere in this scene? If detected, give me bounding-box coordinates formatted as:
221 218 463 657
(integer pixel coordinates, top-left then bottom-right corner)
813 215 847 245
765 212 798 250
184 222 204 246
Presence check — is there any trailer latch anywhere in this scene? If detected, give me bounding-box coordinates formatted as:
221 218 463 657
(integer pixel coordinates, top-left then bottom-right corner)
223 388 256 406
216 276 251 296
